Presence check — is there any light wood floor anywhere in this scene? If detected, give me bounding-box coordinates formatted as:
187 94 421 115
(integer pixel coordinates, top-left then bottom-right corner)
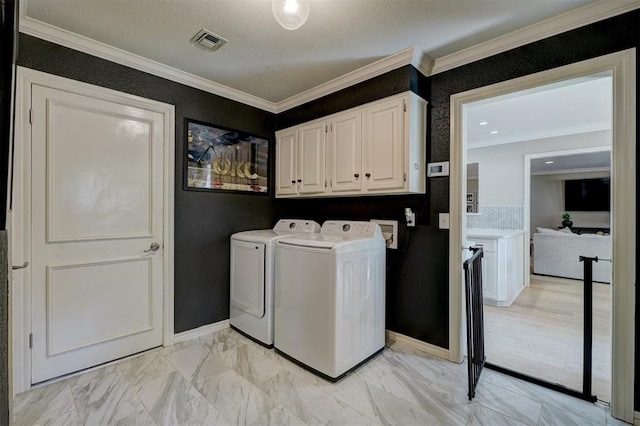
484 274 611 402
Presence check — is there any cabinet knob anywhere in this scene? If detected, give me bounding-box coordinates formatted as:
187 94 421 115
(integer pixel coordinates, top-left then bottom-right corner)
365 173 371 178
291 180 296 184
354 173 359 179
297 179 302 183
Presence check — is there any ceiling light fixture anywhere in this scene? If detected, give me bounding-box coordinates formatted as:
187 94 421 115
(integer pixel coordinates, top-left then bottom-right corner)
545 161 554 164
490 130 498 134
479 121 488 126
272 0 310 30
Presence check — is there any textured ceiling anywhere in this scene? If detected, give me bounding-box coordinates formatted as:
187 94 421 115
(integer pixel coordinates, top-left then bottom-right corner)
23 0 599 102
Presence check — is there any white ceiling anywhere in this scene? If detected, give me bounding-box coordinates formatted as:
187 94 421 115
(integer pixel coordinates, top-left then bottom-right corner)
23 0 601 103
465 72 613 148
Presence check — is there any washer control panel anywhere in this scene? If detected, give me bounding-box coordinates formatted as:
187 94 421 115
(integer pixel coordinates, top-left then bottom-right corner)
273 219 320 234
321 221 382 237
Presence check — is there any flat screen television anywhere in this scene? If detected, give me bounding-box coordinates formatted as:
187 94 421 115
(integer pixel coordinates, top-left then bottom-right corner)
564 177 610 212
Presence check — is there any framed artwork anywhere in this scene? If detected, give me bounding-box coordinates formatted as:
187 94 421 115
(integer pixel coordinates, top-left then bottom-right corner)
466 192 475 204
466 204 475 213
185 119 269 194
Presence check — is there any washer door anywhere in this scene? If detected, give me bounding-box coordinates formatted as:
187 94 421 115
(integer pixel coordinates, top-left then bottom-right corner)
231 240 266 318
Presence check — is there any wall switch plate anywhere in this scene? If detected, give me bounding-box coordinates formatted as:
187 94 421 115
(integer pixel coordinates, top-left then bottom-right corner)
371 219 398 249
439 213 450 230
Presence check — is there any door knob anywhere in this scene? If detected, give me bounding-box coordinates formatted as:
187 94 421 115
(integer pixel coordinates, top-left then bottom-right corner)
144 242 160 252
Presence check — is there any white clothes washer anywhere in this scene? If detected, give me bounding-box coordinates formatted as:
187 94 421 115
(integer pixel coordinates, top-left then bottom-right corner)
274 220 386 380
230 219 320 347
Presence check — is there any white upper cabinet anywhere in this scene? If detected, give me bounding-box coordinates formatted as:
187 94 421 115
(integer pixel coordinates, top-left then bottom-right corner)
275 128 298 196
328 110 362 193
275 91 426 198
363 96 405 191
297 121 326 195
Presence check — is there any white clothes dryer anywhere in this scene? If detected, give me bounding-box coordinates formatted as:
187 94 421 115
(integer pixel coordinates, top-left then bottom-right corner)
230 219 320 347
274 220 386 380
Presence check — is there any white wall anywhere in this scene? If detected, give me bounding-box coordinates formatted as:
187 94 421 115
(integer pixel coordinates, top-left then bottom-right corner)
530 171 611 235
467 130 611 206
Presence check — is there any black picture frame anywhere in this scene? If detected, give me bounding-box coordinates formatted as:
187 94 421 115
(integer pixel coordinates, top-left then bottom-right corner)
184 118 270 195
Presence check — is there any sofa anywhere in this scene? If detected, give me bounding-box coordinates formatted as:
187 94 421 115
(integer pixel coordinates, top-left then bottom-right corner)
532 229 611 283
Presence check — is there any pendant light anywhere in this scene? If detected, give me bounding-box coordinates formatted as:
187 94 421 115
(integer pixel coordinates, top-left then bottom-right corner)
272 0 310 30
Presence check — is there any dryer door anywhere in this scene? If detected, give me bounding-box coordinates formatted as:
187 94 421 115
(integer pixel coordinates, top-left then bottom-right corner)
231 240 266 318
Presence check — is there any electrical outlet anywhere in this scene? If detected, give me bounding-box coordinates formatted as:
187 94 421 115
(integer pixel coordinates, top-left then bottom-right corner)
439 213 450 229
407 212 416 227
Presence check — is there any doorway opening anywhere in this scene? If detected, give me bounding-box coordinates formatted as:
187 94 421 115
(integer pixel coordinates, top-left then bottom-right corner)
448 49 635 422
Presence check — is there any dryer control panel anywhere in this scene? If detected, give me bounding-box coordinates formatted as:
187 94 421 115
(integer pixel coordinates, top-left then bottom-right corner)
273 219 321 234
321 221 382 237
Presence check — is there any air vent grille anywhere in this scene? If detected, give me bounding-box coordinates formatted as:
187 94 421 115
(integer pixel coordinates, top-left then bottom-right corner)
191 29 227 51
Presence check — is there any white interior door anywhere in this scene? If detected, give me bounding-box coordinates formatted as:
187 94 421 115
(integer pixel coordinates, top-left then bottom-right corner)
30 84 165 383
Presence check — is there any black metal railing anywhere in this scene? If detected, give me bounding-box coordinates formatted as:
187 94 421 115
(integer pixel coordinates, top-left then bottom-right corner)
578 255 601 402
484 255 601 403
463 247 486 401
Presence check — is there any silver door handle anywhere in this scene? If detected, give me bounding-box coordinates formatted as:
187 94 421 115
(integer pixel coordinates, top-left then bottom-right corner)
144 243 160 252
12 261 29 270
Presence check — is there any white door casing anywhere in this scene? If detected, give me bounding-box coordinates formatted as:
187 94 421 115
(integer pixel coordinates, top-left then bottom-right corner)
448 49 635 422
12 67 175 392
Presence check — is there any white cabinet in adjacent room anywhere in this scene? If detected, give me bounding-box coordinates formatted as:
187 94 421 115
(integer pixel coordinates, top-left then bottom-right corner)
274 91 427 198
468 230 526 306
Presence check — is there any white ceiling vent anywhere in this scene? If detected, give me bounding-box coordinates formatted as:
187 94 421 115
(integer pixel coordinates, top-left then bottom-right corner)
191 29 227 51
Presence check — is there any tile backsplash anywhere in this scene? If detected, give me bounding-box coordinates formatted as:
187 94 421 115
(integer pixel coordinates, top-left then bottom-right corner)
467 206 524 230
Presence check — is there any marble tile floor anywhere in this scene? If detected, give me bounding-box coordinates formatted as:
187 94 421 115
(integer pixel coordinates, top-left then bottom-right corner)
13 327 627 425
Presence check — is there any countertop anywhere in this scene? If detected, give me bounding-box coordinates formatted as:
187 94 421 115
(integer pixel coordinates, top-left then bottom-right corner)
467 229 525 239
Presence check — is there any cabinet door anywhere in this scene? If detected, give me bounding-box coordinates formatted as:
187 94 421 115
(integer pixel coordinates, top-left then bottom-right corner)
275 129 298 196
329 111 362 193
363 97 405 191
482 251 498 301
298 121 326 195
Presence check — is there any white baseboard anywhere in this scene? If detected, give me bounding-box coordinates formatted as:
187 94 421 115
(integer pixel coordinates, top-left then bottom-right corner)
170 320 230 345
385 330 450 360
633 410 640 425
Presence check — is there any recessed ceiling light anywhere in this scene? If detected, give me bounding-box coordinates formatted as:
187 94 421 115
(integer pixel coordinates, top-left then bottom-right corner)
479 121 488 126
545 161 554 164
490 130 498 134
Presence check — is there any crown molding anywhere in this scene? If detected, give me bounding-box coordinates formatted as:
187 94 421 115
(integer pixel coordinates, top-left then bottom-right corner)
19 16 278 113
431 0 640 75
275 46 432 113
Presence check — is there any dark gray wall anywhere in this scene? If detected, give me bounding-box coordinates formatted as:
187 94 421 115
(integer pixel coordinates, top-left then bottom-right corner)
17 34 277 333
